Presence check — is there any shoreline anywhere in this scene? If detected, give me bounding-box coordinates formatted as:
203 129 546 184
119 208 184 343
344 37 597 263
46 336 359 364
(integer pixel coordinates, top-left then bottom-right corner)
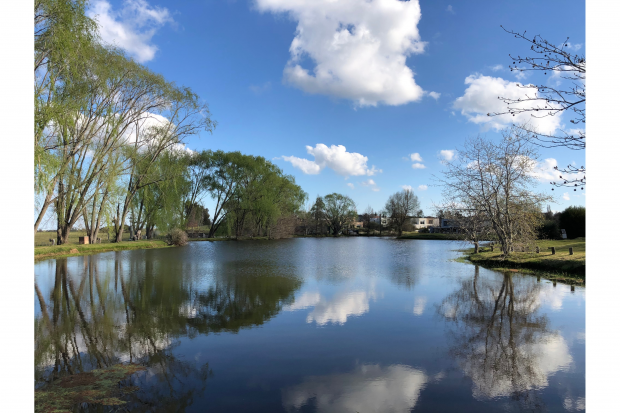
34 240 171 261
458 239 586 285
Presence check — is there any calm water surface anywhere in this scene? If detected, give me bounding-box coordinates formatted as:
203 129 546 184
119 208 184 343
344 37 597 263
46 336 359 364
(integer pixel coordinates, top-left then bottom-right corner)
34 238 585 412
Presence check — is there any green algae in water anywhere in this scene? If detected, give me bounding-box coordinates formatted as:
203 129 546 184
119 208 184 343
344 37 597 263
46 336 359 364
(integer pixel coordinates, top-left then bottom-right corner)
35 364 146 413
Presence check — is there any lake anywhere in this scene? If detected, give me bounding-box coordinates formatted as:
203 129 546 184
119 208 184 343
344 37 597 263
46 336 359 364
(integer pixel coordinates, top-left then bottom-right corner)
34 238 585 412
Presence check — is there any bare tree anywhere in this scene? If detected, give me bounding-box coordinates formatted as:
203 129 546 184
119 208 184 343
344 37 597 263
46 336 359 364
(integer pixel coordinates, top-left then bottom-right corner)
437 203 491 253
437 126 552 255
384 189 420 237
490 26 585 189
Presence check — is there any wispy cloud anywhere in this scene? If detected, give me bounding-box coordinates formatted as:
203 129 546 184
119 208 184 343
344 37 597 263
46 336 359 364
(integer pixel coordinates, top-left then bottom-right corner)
88 0 174 63
362 179 380 191
446 5 455 14
249 81 272 94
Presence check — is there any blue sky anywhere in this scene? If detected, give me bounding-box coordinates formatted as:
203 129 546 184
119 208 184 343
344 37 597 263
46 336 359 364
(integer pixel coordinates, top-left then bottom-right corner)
89 0 585 215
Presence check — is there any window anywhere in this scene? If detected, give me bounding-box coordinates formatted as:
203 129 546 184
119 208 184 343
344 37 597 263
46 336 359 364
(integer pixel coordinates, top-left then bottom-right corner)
420 220 425 225
428 219 433 224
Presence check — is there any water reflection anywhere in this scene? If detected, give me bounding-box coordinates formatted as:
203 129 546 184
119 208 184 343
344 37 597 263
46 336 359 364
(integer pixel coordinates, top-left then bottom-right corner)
33 239 583 412
284 283 377 326
35 254 301 410
282 363 428 413
438 266 573 410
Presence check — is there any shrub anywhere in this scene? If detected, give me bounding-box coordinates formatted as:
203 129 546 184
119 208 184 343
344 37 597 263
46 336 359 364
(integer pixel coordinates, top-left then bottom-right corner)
538 220 560 240
559 206 586 238
167 228 188 246
418 228 430 233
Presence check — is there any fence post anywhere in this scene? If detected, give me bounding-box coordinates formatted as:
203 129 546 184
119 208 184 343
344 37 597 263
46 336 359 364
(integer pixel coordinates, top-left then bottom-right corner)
536 246 540 253
491 245 494 252
550 247 556 255
569 247 574 255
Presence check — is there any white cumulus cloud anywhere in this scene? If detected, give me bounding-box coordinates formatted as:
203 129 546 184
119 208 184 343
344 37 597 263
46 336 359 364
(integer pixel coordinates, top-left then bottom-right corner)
411 163 426 169
428 91 441 100
255 0 427 106
347 183 355 189
88 0 174 63
401 185 413 191
439 150 455 161
282 144 381 177
453 74 562 135
418 185 428 191
563 192 570 201
410 153 423 162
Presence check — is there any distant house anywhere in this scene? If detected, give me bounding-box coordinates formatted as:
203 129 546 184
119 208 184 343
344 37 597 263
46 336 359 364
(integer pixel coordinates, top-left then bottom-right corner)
409 217 439 230
429 218 460 233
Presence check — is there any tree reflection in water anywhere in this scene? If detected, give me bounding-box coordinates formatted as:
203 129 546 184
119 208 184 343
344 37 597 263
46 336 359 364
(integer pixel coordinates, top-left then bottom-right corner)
438 266 573 412
35 255 301 411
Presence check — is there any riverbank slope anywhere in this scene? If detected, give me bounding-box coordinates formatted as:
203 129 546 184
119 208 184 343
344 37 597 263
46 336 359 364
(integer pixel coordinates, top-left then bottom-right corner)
34 240 171 261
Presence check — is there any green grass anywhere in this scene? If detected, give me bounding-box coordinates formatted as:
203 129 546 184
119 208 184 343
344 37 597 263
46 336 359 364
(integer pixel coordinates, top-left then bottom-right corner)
35 240 170 261
397 232 464 240
35 229 133 246
463 237 585 281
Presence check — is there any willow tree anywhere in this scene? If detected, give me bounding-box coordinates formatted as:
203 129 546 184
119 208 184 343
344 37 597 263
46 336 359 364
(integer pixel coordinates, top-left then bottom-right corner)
130 149 190 239
50 45 185 244
34 0 99 235
323 193 357 236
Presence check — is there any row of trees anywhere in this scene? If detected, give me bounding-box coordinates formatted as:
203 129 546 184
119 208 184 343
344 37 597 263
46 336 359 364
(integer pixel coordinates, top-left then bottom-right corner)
298 188 424 237
34 1 307 244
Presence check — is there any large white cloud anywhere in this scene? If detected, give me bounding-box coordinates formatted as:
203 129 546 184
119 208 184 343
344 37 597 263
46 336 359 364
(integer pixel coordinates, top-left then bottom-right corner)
255 0 426 106
307 290 373 325
285 286 377 326
282 363 428 413
88 0 173 63
282 144 381 177
453 74 562 134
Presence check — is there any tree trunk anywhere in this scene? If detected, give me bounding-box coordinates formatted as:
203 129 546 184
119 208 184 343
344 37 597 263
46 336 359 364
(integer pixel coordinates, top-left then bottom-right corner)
474 241 479 254
34 193 56 236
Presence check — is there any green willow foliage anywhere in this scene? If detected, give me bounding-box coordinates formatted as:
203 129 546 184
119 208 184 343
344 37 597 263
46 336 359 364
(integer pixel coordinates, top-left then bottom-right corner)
186 150 307 239
34 1 216 244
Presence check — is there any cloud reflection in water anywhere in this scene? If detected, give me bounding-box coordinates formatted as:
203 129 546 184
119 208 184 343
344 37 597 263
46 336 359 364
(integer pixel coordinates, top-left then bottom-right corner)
282 363 428 413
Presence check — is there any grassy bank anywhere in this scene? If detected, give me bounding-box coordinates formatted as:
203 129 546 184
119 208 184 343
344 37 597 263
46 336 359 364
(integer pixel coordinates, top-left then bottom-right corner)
398 232 464 240
35 230 134 247
462 238 585 283
35 240 170 261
